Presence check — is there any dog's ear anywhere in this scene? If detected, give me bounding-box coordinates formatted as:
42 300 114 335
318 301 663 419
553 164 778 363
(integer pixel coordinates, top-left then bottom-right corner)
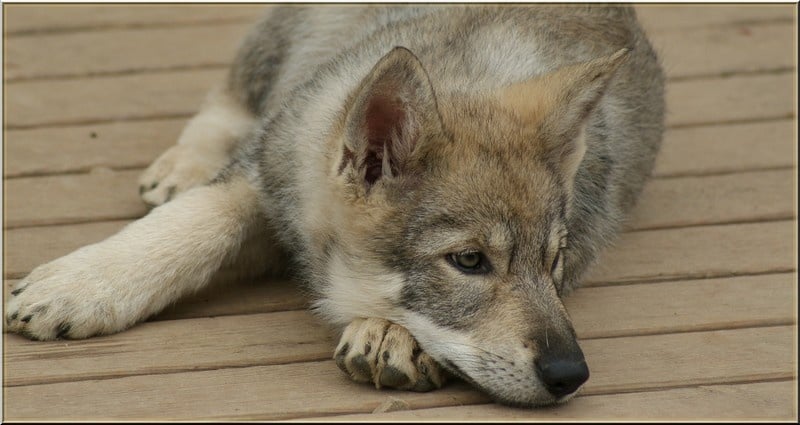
340 46 444 192
498 48 629 186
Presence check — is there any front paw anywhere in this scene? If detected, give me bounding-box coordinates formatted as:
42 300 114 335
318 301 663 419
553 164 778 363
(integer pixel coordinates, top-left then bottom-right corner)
5 257 128 340
334 318 446 392
138 144 227 207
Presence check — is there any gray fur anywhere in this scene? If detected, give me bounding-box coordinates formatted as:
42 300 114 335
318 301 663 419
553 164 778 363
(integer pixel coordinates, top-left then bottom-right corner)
220 4 663 406
227 5 663 293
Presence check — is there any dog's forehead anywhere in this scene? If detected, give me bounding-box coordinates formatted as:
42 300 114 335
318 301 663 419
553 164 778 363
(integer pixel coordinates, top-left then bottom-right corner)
439 93 550 157
429 149 561 221
409 172 560 251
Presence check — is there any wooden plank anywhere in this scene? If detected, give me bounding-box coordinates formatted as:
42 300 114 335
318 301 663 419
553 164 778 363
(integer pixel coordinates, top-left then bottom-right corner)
3 4 266 34
666 72 795 127
4 169 148 228
630 169 795 230
3 310 335 387
3 277 306 322
5 36 794 130
5 218 795 285
5 23 251 81
6 19 792 82
3 119 181 178
2 363 486 421
4 4 792 36
5 118 793 179
585 220 795 285
5 69 225 129
568 273 796 339
635 4 794 31
3 326 793 420
3 221 131 279
4 272 793 387
7 269 793 337
319 380 797 421
579 326 795 394
650 22 794 79
4 166 793 233
152 278 306 321
653 120 795 177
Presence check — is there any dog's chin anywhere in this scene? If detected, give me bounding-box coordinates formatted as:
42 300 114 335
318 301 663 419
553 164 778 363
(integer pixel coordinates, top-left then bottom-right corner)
441 359 573 408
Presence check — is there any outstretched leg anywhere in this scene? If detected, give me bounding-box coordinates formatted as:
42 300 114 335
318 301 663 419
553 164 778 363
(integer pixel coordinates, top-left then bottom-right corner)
6 173 267 340
138 86 257 206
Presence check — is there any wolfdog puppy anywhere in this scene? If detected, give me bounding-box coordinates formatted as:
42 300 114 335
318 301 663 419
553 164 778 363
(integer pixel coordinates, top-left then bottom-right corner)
6 5 664 407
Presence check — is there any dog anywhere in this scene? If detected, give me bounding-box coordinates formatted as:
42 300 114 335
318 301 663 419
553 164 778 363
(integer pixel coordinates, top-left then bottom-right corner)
6 5 664 407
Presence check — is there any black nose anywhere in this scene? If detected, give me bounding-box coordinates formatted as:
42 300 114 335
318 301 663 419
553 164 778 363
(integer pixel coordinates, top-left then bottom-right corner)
535 358 590 398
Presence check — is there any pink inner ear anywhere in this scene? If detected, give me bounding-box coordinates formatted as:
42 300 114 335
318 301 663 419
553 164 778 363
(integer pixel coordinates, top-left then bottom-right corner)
363 95 406 185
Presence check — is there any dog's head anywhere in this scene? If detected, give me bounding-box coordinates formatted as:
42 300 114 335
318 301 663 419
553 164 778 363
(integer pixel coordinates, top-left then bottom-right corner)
319 46 627 406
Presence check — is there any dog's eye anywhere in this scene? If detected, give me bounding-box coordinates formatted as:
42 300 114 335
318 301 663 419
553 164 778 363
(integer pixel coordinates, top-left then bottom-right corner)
447 251 491 274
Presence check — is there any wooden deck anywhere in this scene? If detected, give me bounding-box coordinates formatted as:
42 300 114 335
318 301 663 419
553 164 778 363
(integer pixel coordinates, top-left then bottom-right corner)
2 4 797 421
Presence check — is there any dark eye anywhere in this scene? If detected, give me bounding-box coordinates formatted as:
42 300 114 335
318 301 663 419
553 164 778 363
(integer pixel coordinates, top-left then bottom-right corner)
447 251 491 274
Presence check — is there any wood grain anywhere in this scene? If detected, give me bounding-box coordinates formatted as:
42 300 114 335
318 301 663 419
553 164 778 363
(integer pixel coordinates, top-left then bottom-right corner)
4 4 792 35
4 277 306 322
3 4 266 34
3 119 182 178
5 69 225 129
5 119 793 179
5 219 795 285
5 18 794 81
3 326 793 420
2 5 796 422
4 221 132 279
317 381 797 421
653 120 794 177
648 22 794 79
635 4 794 31
4 169 149 228
4 167 794 237
5 273 793 386
630 169 795 230
584 220 795 285
5 23 251 80
666 72 795 127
